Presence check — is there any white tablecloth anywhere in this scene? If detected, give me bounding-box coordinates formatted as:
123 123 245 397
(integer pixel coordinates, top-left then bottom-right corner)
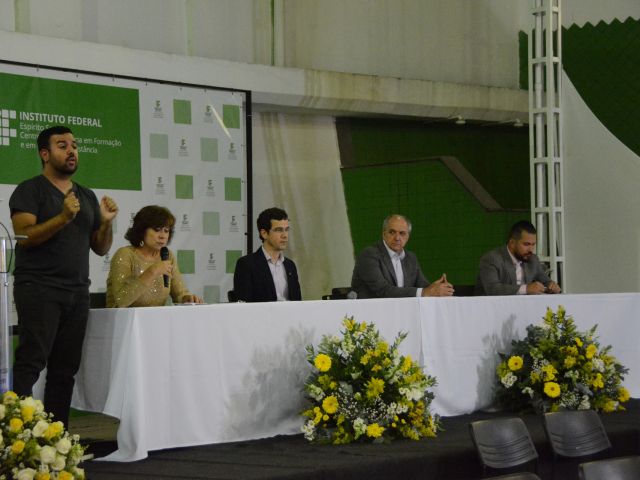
72 293 640 461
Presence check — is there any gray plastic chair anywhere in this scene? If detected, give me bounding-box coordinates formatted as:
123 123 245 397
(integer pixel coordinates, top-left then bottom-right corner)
469 417 539 476
486 473 541 480
543 410 611 459
579 455 640 480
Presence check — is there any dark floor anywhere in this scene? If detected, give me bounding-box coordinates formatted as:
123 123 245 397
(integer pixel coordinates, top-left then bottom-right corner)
75 400 640 480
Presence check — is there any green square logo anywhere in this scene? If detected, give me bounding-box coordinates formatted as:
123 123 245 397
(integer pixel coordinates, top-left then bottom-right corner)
200 137 218 162
175 175 194 199
226 250 243 274
177 250 195 274
173 99 192 124
202 211 220 235
203 285 221 304
150 133 169 159
224 177 242 201
223 104 240 129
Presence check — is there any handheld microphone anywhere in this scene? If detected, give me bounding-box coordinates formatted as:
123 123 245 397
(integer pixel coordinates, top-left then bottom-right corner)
160 246 170 288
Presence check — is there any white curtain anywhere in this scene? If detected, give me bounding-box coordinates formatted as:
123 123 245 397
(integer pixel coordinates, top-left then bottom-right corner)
252 113 355 299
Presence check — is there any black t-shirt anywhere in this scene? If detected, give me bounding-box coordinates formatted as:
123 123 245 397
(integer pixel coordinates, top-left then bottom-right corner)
9 175 102 290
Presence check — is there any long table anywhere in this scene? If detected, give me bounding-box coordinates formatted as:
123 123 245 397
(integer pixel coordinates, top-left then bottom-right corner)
72 293 640 461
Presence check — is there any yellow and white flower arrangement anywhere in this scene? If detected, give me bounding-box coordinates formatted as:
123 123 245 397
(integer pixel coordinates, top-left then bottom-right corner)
0 391 86 480
496 306 630 413
301 316 440 444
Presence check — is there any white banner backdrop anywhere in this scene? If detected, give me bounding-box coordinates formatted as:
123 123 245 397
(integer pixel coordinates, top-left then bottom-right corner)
0 63 249 323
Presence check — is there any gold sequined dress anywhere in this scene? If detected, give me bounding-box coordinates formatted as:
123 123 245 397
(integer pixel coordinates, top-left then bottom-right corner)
106 246 192 307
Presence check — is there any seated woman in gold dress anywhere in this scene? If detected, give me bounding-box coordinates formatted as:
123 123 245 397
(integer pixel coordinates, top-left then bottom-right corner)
106 205 204 307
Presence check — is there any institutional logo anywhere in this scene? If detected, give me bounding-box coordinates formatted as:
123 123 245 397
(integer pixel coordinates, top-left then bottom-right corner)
0 109 18 146
228 142 237 160
204 105 214 124
178 138 189 157
180 213 191 232
102 252 111 272
155 176 166 195
206 179 216 197
153 100 164 119
207 252 217 271
229 215 239 233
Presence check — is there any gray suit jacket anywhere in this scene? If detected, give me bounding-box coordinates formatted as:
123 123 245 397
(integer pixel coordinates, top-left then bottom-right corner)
351 241 429 298
475 245 551 296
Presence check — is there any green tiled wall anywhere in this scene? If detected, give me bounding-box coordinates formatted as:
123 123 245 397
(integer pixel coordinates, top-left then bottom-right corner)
340 119 529 285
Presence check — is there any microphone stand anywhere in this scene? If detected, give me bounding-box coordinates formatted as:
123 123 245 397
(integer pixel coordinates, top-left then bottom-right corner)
0 233 24 393
0 236 11 392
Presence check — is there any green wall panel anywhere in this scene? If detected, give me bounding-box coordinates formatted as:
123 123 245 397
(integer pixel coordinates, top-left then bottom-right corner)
340 118 529 285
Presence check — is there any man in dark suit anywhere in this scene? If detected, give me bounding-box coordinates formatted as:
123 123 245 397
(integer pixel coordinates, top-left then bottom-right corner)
351 214 454 298
233 207 301 302
475 220 562 296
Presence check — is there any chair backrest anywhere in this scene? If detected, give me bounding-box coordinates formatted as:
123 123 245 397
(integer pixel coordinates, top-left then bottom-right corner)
469 417 538 472
453 284 475 297
89 292 107 308
543 410 611 459
227 290 238 302
485 473 542 480
579 455 640 480
321 287 354 300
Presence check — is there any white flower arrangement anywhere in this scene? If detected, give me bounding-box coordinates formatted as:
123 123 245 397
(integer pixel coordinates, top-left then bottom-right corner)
0 391 86 480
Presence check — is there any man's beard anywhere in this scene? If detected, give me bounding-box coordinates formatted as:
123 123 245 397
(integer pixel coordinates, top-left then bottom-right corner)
515 252 531 262
52 160 77 175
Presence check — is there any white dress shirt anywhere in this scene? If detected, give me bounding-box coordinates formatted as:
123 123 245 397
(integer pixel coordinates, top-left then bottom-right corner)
262 246 289 301
383 242 422 297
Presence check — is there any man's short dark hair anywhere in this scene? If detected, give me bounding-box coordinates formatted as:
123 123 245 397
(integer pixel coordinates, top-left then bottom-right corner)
508 220 537 242
37 126 73 167
125 205 176 247
257 207 288 242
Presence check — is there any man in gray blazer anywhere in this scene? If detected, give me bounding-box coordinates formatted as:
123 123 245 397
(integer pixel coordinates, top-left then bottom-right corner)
475 220 562 296
351 214 454 298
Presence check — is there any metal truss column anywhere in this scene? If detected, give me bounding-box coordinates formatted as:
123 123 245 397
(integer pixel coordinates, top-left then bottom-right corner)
529 0 566 288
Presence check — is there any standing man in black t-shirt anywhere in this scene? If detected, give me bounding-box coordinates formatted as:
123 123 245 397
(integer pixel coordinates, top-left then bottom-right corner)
9 125 118 427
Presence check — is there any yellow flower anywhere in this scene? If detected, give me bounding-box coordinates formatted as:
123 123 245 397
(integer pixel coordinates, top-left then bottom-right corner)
360 352 371 366
35 473 51 480
563 356 576 368
376 341 389 355
342 317 356 331
21 405 35 422
542 364 557 381
544 307 553 323
592 373 604 389
618 387 630 403
371 364 382 373
322 395 338 414
322 414 329 421
365 377 385 399
507 356 523 371
9 417 24 433
3 391 18 404
359 321 367 332
58 472 74 480
602 399 617 413
401 356 413 372
530 372 541 384
43 421 64 441
574 337 583 348
585 344 597 359
11 439 26 455
544 381 561 398
557 305 566 318
314 354 332 372
366 423 385 438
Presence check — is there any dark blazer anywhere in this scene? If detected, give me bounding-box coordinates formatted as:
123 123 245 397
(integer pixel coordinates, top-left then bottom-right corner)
475 245 551 296
233 247 302 302
351 241 429 299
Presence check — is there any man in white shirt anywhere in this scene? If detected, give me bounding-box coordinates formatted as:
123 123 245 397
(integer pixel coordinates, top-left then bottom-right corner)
475 220 562 296
351 214 454 298
233 207 301 302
